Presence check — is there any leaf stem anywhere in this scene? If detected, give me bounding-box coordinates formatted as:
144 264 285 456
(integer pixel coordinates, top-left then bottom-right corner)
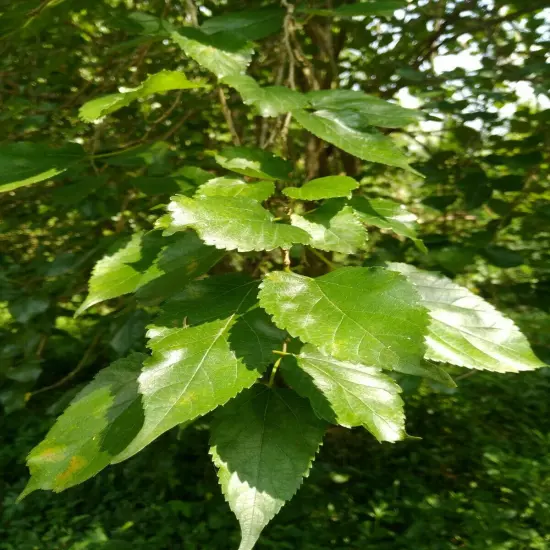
309 247 337 270
269 342 288 386
26 331 103 401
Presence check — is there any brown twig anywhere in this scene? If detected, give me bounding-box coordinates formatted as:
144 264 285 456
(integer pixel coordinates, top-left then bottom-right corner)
27 331 103 400
218 87 241 146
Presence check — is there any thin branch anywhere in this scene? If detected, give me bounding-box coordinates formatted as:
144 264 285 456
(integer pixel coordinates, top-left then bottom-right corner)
218 87 241 146
27 331 103 400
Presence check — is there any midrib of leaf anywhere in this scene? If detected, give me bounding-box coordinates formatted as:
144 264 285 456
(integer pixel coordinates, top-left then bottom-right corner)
316 283 391 356
144 316 234 435
144 281 259 435
247 388 271 547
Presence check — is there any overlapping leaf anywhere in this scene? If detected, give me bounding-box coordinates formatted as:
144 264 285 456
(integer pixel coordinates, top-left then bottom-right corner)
283 175 358 200
388 263 546 373
210 385 326 550
112 319 260 463
201 7 285 41
350 196 427 252
171 28 253 79
282 345 405 442
21 353 146 497
259 267 429 374
114 275 285 463
290 202 367 254
76 231 223 314
306 90 420 128
215 146 292 180
0 142 86 193
222 75 308 117
79 71 206 123
293 109 417 173
196 176 274 201
164 195 310 252
152 274 285 370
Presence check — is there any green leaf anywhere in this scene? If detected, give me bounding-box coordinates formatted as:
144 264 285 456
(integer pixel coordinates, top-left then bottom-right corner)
387 263 546 373
350 196 427 253
282 345 405 441
210 385 326 550
153 274 286 371
290 202 367 254
283 175 359 200
222 75 308 117
21 353 146 498
79 71 206 123
77 231 223 314
135 232 224 302
196 176 274 201
215 146 292 180
9 296 49 323
171 28 253 79
112 319 263 463
483 245 524 268
76 232 152 315
293 109 418 173
334 1 407 18
259 267 429 374
299 1 406 19
0 142 86 193
164 195 310 252
306 90 421 128
201 7 285 41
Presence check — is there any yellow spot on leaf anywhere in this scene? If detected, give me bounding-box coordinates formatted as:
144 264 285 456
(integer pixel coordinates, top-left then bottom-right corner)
55 455 88 485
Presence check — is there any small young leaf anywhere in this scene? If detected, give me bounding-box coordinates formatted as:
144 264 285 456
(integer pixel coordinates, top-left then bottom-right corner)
79 71 206 123
164 195 310 252
259 267 429 374
282 345 405 442
196 176 274 201
113 319 262 463
293 109 418 173
210 385 326 550
283 175 358 200
291 203 367 254
201 7 285 41
215 146 292 180
0 142 86 193
171 28 253 79
306 90 420 128
21 353 146 498
387 263 546 373
222 75 308 117
350 196 427 253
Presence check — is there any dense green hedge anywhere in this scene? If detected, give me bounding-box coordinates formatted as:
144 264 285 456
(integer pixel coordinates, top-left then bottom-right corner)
3 367 549 550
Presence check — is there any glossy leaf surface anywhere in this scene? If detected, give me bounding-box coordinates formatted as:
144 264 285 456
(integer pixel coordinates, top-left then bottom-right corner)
22 353 146 497
283 345 405 442
259 267 428 374
388 263 545 373
165 195 310 252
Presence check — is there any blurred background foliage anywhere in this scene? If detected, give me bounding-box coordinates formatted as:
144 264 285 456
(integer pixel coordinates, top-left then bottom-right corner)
1 0 549 548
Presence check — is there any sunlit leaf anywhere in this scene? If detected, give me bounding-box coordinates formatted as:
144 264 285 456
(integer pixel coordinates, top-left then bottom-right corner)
388 263 546 373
